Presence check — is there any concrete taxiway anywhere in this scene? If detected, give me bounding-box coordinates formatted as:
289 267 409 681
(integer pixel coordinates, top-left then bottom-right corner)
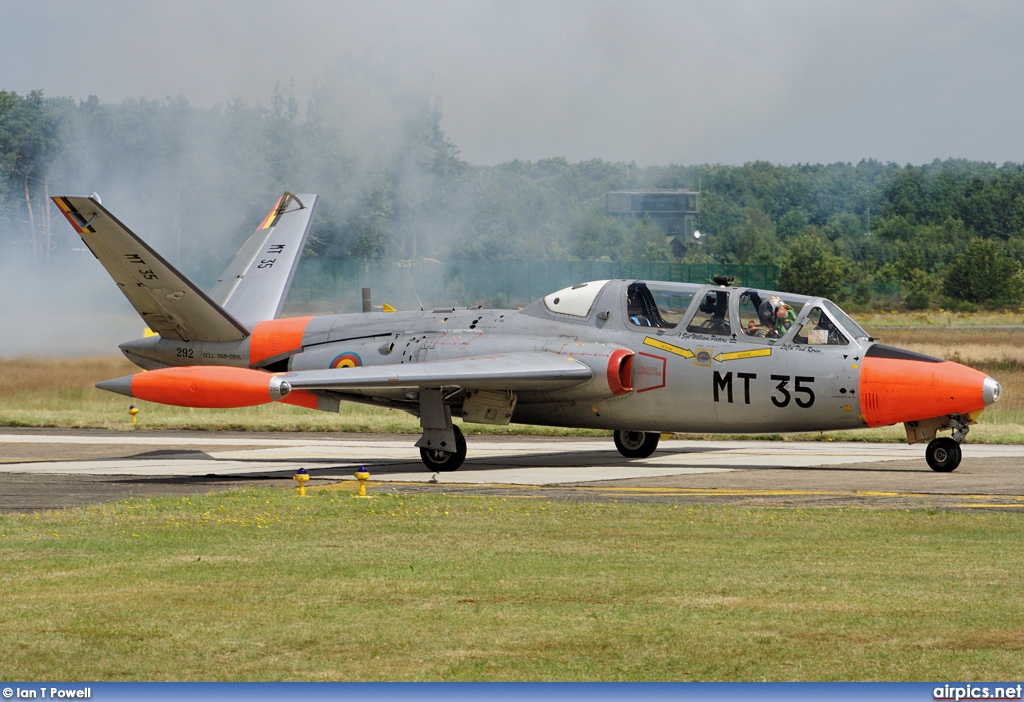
2 428 1024 511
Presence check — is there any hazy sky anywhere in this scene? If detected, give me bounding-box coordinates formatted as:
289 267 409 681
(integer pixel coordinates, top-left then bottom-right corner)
5 0 1024 166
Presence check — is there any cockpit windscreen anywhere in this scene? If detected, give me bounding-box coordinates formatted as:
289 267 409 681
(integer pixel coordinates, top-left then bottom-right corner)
822 299 870 341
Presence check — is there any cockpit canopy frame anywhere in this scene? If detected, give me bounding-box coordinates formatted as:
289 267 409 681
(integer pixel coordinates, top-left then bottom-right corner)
540 279 870 346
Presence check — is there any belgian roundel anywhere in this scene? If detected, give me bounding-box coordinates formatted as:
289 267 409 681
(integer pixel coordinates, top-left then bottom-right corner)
331 352 363 369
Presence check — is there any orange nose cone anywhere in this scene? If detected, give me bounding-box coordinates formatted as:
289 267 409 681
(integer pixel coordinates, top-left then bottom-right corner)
130 366 291 408
860 345 994 427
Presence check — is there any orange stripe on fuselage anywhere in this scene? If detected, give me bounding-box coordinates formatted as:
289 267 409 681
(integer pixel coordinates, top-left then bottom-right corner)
249 316 313 366
860 355 987 427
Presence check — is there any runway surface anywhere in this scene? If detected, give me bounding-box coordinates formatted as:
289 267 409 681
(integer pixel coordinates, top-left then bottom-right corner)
2 428 1024 511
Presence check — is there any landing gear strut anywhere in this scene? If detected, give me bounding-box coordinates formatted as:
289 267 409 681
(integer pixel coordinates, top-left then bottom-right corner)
905 414 969 472
613 430 660 459
925 437 962 472
420 424 467 471
415 387 466 471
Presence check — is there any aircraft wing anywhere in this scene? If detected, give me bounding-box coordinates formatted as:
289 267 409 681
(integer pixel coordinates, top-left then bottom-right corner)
285 352 593 392
210 193 318 325
52 195 249 343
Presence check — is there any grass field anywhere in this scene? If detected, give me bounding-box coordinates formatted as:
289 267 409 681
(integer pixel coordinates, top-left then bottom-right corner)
2 489 1023 681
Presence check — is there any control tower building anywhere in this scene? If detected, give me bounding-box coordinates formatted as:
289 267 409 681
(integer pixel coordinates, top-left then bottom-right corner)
606 189 699 257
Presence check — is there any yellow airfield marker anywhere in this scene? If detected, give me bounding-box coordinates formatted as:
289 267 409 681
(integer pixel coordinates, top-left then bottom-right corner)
293 467 309 496
354 467 374 498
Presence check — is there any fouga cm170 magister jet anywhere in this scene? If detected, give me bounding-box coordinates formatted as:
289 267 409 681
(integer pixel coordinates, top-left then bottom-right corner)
53 191 1002 472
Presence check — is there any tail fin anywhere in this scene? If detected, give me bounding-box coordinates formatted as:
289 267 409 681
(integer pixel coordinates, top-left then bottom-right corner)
53 195 249 343
211 192 318 325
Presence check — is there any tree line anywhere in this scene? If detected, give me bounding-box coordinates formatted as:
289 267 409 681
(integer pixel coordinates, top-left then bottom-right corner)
3 75 1024 309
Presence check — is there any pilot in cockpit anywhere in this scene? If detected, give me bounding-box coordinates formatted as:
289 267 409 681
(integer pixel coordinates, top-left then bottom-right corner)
755 294 795 336
775 304 796 334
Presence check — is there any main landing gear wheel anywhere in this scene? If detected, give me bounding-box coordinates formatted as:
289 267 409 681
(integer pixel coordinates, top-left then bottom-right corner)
926 437 962 472
419 424 467 472
613 430 660 459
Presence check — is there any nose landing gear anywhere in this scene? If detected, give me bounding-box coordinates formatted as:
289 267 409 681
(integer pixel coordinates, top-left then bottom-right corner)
925 437 962 472
907 414 969 472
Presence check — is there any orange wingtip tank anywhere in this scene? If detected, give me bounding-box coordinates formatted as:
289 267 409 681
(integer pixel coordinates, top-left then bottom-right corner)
97 366 292 408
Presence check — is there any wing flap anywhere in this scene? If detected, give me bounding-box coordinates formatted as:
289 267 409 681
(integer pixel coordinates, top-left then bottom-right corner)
285 352 593 392
53 196 249 342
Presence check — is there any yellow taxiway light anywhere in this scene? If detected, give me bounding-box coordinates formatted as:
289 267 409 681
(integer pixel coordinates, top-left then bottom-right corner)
293 467 309 496
354 467 373 498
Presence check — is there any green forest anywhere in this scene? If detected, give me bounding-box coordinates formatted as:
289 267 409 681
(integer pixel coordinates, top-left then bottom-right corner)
4 67 1024 310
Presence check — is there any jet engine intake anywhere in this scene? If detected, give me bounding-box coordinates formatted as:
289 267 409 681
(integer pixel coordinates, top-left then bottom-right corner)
607 348 634 395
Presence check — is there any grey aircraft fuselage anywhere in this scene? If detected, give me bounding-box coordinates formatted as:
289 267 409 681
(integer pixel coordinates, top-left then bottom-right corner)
52 192 1001 473
116 278 982 436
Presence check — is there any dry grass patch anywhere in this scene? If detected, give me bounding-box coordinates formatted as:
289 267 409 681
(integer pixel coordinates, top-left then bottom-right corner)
852 309 1024 328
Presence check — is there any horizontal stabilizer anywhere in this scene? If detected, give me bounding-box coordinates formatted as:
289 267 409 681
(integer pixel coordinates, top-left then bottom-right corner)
53 196 249 343
284 352 593 393
211 193 318 324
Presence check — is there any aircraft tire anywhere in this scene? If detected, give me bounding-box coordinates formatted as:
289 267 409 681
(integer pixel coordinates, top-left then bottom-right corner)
419 425 467 472
926 437 962 472
613 430 660 459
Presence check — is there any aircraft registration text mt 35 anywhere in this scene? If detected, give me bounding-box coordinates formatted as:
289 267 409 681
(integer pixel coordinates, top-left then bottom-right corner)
53 192 1002 472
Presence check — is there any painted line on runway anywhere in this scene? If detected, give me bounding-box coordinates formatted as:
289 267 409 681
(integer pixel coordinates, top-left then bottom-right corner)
582 487 1024 503
0 458 77 464
558 486 1024 501
955 503 1024 509
320 481 1024 505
